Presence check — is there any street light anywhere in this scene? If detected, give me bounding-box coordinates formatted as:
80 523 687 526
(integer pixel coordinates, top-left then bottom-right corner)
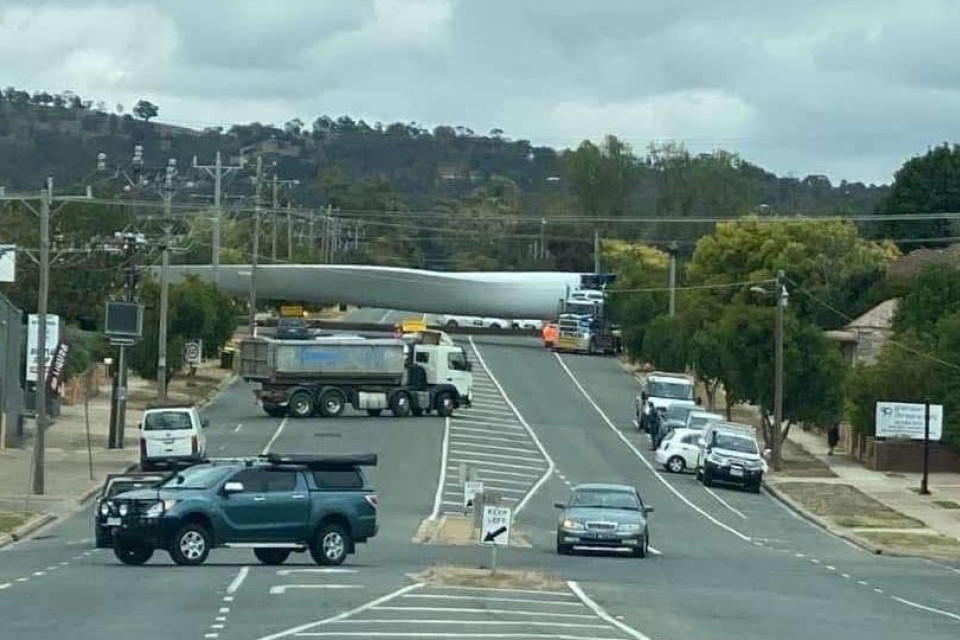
751 271 788 471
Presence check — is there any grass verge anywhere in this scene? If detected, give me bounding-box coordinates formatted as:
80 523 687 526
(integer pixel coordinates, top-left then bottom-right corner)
0 512 32 535
856 530 960 559
775 482 924 529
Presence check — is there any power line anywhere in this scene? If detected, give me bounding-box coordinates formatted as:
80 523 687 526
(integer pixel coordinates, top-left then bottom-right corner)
608 278 777 294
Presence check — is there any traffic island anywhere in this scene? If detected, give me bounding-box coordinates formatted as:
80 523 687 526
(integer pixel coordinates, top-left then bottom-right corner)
411 565 564 590
412 514 531 548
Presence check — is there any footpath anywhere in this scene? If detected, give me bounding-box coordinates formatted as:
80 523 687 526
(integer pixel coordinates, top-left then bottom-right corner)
767 428 960 560
0 361 235 547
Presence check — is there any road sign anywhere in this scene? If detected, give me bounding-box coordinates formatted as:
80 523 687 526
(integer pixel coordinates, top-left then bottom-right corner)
463 480 483 509
25 314 59 382
876 401 943 441
0 244 16 282
280 304 303 318
183 340 203 367
480 505 511 547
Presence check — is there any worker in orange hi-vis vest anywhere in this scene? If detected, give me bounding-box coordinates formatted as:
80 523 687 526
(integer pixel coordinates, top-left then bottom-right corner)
542 323 559 348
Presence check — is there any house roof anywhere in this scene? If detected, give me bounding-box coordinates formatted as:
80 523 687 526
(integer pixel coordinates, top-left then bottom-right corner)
845 298 899 331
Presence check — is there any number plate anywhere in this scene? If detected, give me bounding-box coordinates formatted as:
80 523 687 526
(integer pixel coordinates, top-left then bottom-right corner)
106 517 121 527
730 467 744 477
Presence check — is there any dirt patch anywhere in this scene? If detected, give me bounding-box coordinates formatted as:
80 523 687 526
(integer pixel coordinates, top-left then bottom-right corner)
411 565 565 590
127 362 233 411
412 515 531 548
777 439 838 478
0 512 31 535
856 530 960 559
776 482 924 529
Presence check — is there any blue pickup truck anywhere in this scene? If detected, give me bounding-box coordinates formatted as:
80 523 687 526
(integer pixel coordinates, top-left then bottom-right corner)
103 454 378 566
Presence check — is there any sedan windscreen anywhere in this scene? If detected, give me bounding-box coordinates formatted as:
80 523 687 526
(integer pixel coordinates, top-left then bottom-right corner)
570 489 640 510
647 381 694 400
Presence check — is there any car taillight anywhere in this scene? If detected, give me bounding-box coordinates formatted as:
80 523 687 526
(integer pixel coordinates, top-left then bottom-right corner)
364 494 379 508
191 435 198 454
139 437 147 457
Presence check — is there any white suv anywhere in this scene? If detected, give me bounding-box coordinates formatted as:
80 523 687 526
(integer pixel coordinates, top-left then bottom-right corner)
694 421 767 493
139 405 208 471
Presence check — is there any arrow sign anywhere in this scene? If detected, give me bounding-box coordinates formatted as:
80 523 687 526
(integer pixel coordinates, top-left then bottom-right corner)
480 505 511 547
483 526 507 543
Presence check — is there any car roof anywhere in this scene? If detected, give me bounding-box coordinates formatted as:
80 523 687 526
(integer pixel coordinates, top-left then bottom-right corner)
572 483 634 492
144 403 196 412
689 410 724 418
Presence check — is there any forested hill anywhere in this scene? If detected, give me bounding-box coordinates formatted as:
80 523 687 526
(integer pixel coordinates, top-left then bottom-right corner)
0 88 887 220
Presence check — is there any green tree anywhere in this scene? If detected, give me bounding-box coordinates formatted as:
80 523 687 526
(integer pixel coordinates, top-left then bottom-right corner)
893 263 960 336
133 99 159 122
641 315 688 371
563 135 638 217
879 143 960 245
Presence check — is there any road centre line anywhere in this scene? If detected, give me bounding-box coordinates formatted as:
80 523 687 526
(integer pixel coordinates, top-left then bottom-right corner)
449 448 545 463
702 485 749 520
256 583 424 640
262 417 289 455
568 581 652 640
429 417 452 520
553 353 752 543
448 457 546 471
401 593 584 606
891 596 960 623
227 566 250 594
234 423 243 432
370 606 596 619
0 583 10 590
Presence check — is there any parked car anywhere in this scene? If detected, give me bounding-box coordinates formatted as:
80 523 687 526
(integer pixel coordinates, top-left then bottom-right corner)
694 421 767 492
275 317 312 340
554 483 653 558
108 453 379 567
94 472 166 547
139 404 208 471
662 404 698 436
655 427 702 474
512 319 544 330
685 410 725 431
636 371 695 431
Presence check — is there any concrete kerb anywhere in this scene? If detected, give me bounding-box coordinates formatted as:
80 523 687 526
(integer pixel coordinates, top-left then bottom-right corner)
763 478 886 555
0 512 58 550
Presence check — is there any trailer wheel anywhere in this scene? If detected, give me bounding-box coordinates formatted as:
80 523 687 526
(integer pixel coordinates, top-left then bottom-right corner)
319 389 346 418
289 391 315 418
390 392 412 417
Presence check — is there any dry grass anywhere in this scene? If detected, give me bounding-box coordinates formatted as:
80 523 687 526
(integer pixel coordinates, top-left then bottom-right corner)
776 482 924 529
933 500 960 510
127 363 233 410
411 566 565 590
856 530 960 559
0 512 32 534
777 439 838 478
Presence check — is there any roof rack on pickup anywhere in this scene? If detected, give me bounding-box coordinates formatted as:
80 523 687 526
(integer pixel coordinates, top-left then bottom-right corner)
261 453 378 468
647 371 693 380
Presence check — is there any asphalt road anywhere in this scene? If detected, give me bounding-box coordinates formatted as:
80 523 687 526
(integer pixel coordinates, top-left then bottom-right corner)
1 335 958 640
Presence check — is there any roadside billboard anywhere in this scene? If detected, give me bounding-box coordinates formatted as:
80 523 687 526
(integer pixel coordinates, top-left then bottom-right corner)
875 401 943 441
25 314 60 382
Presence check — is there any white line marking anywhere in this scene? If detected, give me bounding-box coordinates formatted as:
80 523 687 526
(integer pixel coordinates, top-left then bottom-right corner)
255 582 423 640
429 416 451 520
925 559 960 576
874 588 884 594
448 457 546 472
227 566 250 594
841 573 850 579
262 417 289 455
376 309 392 324
702 485 748 520
58 562 68 566
449 440 540 455
469 337 555 515
858 580 868 586
234 423 243 432
45 566 56 571
223 596 234 602
211 624 225 630
891 596 960 622
449 431 532 445
216 617 227 622
810 559 821 564
15 578 28 583
371 606 594 619
451 418 524 430
401 594 584 606
795 553 806 558
449 448 545 463
219 607 230 614
276 569 358 576
331 620 612 629
204 635 218 639
648 546 663 556
424 585 576 597
826 565 836 571
553 353 752 542
296 635 625 639
449 466 541 480
568 580 652 640
32 571 45 577
0 583 11 590
270 584 365 594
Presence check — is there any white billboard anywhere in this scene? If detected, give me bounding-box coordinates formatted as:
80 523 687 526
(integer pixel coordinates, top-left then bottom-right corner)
875 401 943 441
0 245 15 282
26 314 60 383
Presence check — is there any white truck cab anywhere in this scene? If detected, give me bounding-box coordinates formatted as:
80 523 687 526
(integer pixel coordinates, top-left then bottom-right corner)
139 405 208 471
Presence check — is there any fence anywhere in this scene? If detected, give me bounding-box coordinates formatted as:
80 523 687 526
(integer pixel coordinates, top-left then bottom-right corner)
0 291 24 448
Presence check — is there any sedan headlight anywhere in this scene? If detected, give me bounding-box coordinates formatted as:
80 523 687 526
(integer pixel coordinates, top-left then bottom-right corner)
99 502 111 517
618 523 641 532
144 499 177 518
562 518 585 531
118 503 129 517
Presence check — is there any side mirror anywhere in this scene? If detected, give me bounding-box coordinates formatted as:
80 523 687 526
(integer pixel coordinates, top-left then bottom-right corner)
554 502 566 509
762 448 772 460
223 481 244 494
643 506 655 514
698 438 706 447
201 417 210 429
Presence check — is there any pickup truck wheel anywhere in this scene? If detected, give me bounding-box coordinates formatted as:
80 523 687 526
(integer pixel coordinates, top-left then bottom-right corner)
390 392 412 417
311 523 350 566
702 468 714 487
366 409 382 417
254 548 291 565
113 538 153 565
289 391 314 419
319 390 346 418
435 392 455 417
169 523 212 566
263 403 286 418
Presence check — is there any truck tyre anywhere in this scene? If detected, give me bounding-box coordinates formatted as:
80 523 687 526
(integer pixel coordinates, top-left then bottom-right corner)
366 409 382 417
254 548 291 565
169 522 212 566
319 389 346 418
263 403 286 418
702 468 714 487
113 538 153 565
288 391 314 419
390 392 412 417
435 392 455 417
445 320 459 328
310 523 350 566
412 407 424 417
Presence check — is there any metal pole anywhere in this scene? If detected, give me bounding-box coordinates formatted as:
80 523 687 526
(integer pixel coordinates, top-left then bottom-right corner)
212 151 222 282
540 218 546 260
157 164 174 399
248 156 262 336
31 181 51 495
116 251 136 449
593 228 600 274
286 202 293 261
668 242 678 317
271 172 279 262
773 269 786 471
920 403 931 495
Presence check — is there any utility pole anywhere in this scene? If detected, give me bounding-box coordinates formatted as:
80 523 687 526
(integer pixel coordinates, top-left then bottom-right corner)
269 168 299 262
773 269 787 471
286 202 293 261
194 151 244 282
157 159 177 399
593 229 600 274
31 180 52 495
668 242 678 317
540 218 547 260
248 156 263 336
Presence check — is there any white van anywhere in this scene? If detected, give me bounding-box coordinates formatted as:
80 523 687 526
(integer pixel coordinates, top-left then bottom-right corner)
139 405 208 471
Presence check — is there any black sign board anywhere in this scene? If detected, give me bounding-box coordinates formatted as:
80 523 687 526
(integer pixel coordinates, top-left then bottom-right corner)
105 301 143 339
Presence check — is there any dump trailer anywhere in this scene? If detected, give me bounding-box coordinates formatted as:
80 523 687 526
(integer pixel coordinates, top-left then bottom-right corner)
240 334 473 419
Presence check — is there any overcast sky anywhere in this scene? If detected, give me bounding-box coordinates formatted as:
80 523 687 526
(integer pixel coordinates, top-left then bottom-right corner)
1 0 958 185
